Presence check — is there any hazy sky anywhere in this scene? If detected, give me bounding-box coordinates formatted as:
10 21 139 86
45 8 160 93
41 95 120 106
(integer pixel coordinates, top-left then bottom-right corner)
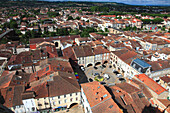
44 0 170 6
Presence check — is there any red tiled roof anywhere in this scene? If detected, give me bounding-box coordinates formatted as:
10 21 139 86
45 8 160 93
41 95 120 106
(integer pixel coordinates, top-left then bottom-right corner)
158 99 170 107
147 60 170 72
29 65 52 82
0 71 15 89
25 71 80 99
30 44 36 50
81 81 122 113
93 46 110 55
135 74 167 95
160 76 170 83
63 46 77 60
0 85 24 108
101 15 116 17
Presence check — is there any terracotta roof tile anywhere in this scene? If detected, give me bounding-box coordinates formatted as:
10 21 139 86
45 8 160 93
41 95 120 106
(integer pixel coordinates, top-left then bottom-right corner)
147 60 170 72
81 81 122 113
93 46 110 55
160 76 170 83
25 71 80 99
0 71 15 89
157 99 170 107
135 74 167 95
0 85 24 108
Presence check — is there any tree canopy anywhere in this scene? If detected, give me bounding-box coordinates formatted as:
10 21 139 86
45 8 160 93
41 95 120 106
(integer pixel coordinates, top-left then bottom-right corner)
90 6 109 12
47 12 60 17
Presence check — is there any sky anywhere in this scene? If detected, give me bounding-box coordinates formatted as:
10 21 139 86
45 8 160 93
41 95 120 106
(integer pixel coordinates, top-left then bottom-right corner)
43 0 170 6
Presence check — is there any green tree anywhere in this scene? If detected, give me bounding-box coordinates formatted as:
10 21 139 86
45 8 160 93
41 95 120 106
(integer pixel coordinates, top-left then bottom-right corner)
161 27 165 31
67 16 73 20
115 16 122 19
86 20 89 22
105 28 109 32
47 12 60 18
90 6 109 12
141 19 152 24
76 16 80 20
80 31 89 37
152 18 164 24
10 20 18 29
71 11 75 13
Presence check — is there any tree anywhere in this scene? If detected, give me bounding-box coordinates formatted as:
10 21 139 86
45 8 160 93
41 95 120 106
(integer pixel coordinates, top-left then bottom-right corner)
141 19 152 24
152 18 164 24
71 11 75 13
115 16 122 19
105 28 109 32
67 16 73 20
90 6 109 12
9 20 18 29
161 27 165 31
132 26 137 31
47 12 60 18
80 31 89 37
76 16 80 20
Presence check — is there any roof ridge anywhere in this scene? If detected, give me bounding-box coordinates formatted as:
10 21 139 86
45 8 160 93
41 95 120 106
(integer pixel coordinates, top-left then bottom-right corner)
56 72 80 91
91 97 112 109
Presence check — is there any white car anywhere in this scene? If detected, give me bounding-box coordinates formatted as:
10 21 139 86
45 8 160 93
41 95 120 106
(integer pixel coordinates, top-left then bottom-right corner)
103 73 110 80
117 74 123 78
81 67 85 71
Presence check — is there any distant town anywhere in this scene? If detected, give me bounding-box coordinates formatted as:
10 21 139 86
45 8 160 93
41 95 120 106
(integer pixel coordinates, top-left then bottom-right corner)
0 1 169 113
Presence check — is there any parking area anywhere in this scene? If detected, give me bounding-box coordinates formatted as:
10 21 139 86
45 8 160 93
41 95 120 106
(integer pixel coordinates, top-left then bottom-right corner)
83 63 123 85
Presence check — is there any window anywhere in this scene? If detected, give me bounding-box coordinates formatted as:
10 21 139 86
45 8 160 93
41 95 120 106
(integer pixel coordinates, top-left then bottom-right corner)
133 63 136 68
53 102 56 106
138 68 141 72
70 93 72 96
64 95 66 98
76 92 78 95
46 66 49 71
58 101 60 104
86 107 89 113
58 96 60 99
8 88 12 91
70 98 73 102
52 97 54 100
31 100 34 106
76 97 78 101
55 42 59 47
64 99 67 103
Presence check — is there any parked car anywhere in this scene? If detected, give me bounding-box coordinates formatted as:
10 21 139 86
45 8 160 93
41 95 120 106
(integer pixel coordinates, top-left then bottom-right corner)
94 66 98 69
102 64 106 68
117 74 123 78
89 78 93 82
100 81 106 85
113 70 119 74
81 66 85 71
94 73 100 76
119 78 126 82
103 73 110 80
